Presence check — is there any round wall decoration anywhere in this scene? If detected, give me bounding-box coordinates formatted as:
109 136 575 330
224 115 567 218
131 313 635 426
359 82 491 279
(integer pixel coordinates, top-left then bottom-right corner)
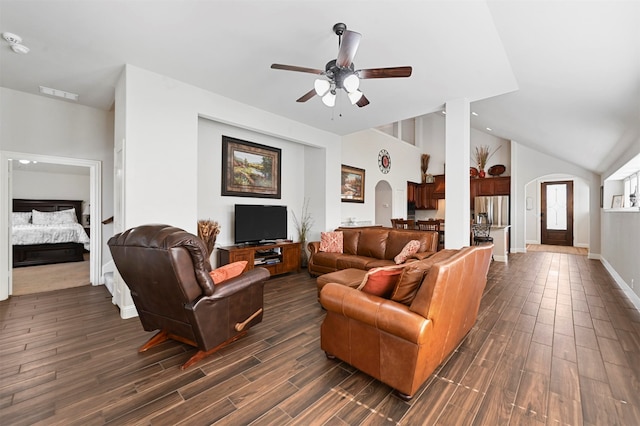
378 149 391 173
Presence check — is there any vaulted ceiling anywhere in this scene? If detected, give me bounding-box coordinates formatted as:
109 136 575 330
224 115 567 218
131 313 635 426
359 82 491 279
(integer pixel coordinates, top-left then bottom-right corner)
1 1 638 175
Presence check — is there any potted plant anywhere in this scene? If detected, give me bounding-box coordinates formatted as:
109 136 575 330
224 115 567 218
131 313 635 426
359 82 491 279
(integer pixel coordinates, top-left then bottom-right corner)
292 198 314 267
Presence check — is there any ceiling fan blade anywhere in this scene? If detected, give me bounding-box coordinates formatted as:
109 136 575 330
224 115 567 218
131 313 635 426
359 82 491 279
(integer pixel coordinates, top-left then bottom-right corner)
336 30 361 68
358 66 413 79
356 94 370 108
271 64 324 75
296 89 317 103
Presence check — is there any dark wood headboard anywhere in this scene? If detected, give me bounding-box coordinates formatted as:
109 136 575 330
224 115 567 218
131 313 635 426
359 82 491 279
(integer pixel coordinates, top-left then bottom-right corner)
13 199 83 224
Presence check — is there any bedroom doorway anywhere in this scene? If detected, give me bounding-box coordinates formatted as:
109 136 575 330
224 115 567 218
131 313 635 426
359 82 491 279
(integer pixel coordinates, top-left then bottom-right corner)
0 151 102 300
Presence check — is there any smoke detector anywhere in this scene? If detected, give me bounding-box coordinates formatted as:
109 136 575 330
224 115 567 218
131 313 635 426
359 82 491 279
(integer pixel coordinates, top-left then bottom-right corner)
2 32 30 54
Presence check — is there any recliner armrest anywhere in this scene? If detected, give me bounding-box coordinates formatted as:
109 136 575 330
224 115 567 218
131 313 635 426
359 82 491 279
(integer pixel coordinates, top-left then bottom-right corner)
320 283 432 344
191 267 270 308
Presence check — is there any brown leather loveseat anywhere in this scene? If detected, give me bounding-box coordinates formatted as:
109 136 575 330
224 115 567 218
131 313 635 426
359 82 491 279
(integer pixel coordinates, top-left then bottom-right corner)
319 244 493 399
307 227 439 276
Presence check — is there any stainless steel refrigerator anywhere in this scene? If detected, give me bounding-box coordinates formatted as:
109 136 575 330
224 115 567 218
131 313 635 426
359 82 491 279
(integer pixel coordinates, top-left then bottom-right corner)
474 195 510 226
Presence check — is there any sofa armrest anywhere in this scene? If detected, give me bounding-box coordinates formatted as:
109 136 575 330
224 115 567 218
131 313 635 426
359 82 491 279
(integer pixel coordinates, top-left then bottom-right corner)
308 241 321 256
320 283 432 344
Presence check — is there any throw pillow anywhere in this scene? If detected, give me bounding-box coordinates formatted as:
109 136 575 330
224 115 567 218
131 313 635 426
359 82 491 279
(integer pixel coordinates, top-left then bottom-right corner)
357 264 406 298
32 208 78 225
319 231 343 253
209 261 248 284
391 249 458 305
394 239 421 264
12 212 31 225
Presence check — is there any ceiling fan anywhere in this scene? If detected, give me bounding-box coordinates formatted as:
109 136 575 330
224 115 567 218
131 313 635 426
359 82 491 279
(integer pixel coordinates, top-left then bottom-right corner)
271 23 412 108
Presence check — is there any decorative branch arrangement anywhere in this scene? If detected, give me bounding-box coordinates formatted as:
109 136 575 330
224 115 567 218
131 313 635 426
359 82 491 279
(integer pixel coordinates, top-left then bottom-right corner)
473 145 501 171
197 219 221 256
421 154 431 183
292 198 314 243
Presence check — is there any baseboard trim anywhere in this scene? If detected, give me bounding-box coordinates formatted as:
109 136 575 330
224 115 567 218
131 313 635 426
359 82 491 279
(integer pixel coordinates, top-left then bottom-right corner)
120 304 139 319
601 256 640 312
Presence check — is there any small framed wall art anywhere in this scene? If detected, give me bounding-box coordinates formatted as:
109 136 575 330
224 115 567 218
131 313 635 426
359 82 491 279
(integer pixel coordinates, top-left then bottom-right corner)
341 164 365 203
222 136 281 198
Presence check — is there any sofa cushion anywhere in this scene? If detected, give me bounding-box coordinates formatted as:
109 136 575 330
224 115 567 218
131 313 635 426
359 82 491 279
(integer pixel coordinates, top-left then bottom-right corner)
357 264 406 298
340 229 361 255
337 255 377 271
363 258 400 269
356 228 389 259
320 231 343 253
390 249 458 305
394 240 421 264
385 230 437 259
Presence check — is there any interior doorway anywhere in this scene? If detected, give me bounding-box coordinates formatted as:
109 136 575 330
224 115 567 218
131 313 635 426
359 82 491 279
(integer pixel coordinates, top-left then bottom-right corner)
0 151 102 300
541 180 574 246
374 180 393 227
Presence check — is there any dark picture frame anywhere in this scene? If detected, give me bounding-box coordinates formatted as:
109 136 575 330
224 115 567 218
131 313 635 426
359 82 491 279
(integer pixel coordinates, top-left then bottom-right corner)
341 164 365 203
222 136 281 198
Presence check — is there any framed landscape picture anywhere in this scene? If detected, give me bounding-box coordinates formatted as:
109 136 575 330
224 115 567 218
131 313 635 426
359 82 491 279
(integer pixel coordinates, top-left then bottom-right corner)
341 164 365 203
222 136 281 198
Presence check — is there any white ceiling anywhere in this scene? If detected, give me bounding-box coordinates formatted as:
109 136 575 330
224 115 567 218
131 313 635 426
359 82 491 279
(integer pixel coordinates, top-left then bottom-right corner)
1 1 638 175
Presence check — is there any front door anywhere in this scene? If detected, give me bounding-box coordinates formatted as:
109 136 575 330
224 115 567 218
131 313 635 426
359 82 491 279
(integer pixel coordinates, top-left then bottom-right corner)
541 180 573 246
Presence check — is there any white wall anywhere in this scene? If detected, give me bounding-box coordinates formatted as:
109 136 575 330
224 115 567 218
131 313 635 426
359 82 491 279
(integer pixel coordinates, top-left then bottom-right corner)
341 129 422 224
197 118 311 266
601 133 640 305
416 112 511 176
119 65 340 234
13 170 90 203
511 142 601 257
0 87 114 265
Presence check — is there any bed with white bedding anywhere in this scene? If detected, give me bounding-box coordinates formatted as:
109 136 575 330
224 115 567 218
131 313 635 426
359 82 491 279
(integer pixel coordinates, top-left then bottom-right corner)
12 199 90 267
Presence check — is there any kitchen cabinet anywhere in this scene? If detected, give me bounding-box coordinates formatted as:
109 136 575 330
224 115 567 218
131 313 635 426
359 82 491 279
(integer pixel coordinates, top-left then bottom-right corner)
470 176 511 204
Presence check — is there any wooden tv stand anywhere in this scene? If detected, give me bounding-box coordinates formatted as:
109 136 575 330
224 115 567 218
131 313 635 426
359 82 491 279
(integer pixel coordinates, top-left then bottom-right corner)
218 241 301 277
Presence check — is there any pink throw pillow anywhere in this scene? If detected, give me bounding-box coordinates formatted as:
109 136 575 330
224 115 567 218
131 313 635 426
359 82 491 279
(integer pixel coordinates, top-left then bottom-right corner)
209 261 248 284
319 231 343 253
394 240 421 264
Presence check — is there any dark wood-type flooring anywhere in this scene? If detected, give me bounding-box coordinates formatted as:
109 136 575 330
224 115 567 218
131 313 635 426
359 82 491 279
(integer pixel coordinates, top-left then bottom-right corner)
2 251 640 425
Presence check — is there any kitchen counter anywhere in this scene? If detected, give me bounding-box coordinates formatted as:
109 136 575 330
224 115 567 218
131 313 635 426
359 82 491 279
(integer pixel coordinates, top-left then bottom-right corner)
491 225 510 262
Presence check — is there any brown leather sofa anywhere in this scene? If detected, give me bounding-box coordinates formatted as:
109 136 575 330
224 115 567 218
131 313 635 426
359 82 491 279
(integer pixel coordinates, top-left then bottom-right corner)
108 224 270 369
307 227 439 276
319 244 493 399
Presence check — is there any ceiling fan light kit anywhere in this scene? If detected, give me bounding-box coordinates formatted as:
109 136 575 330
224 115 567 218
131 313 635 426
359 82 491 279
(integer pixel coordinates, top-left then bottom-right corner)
2 32 30 54
271 23 412 108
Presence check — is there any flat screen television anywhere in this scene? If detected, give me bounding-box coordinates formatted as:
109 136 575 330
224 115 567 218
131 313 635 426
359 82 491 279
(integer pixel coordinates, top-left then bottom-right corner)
234 204 287 245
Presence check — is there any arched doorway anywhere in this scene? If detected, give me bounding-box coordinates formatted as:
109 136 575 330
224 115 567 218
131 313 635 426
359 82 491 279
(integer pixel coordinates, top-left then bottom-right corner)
375 180 393 227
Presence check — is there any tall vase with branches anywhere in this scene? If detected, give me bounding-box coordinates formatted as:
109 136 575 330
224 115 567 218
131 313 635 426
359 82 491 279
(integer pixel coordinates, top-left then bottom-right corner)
473 145 501 178
421 154 430 184
292 198 314 268
197 219 220 259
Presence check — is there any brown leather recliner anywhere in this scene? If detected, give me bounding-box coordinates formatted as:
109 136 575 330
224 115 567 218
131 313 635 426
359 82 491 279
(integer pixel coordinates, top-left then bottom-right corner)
320 244 493 399
108 224 269 369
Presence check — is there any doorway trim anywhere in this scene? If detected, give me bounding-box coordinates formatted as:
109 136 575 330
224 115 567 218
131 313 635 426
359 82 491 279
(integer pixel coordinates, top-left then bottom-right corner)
1 150 102 300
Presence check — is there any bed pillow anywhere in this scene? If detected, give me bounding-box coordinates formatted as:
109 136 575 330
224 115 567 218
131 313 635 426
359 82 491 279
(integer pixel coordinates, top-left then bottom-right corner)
319 231 343 253
12 212 31 225
209 261 248 284
357 264 406 298
394 240 421 264
32 208 78 225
